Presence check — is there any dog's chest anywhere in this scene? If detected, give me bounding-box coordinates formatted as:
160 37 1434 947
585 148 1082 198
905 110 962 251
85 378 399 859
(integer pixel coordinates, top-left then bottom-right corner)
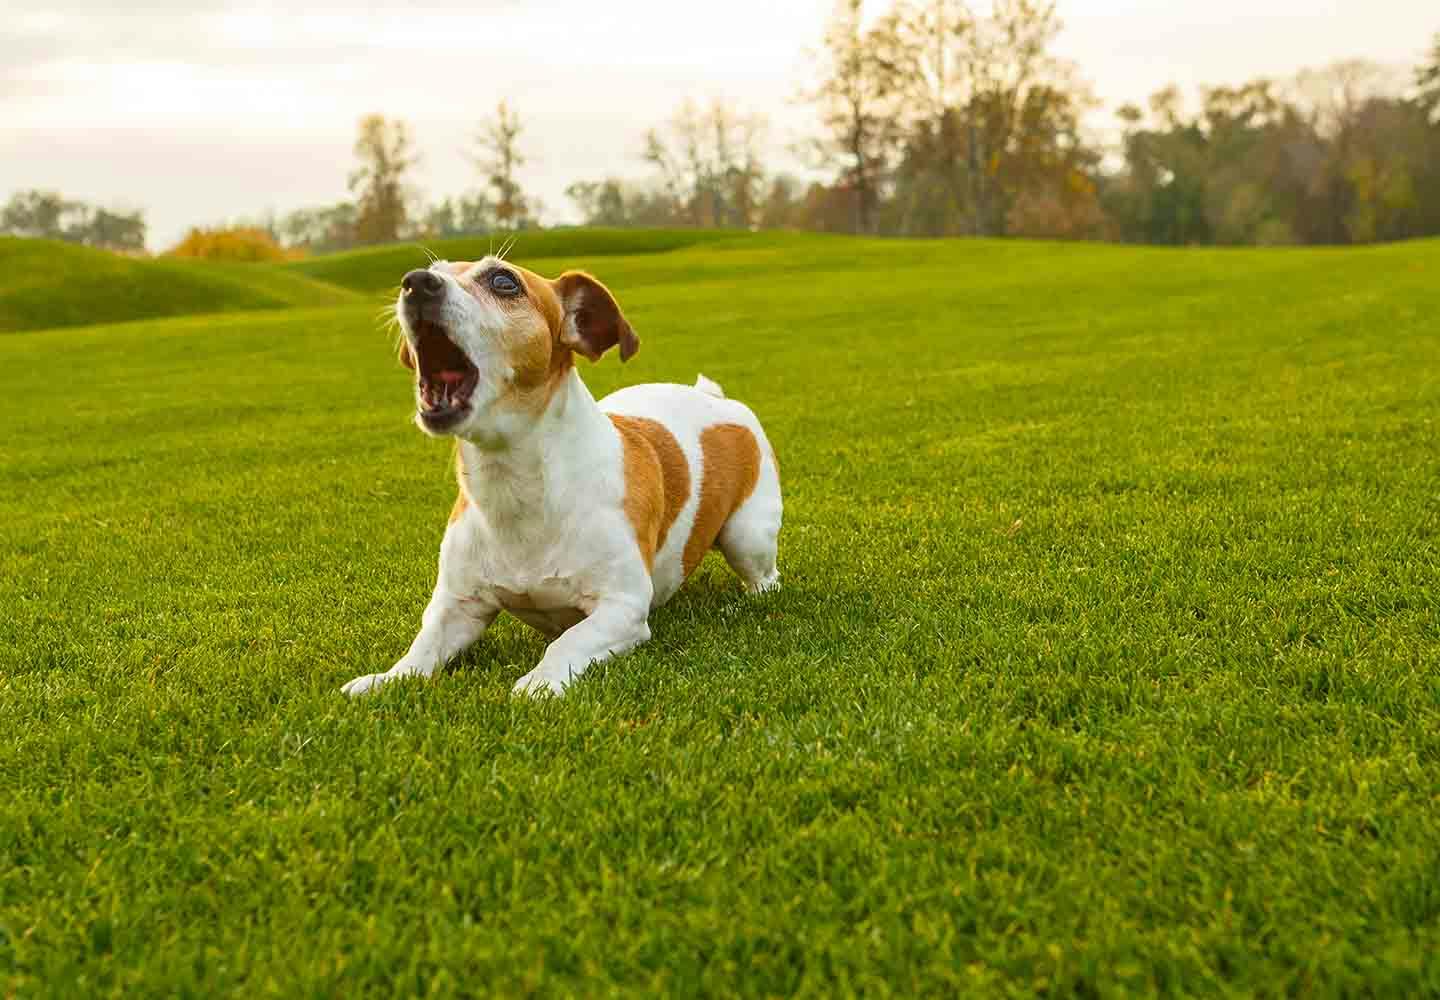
445 463 636 637
489 581 592 636
460 533 602 636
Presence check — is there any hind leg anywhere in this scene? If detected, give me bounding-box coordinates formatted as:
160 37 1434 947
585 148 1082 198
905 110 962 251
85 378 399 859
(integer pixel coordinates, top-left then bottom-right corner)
717 489 782 594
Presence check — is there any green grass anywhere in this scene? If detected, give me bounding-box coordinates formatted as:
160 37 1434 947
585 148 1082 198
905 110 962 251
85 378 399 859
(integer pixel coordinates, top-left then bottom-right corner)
0 237 359 332
2 232 1439 997
285 227 744 293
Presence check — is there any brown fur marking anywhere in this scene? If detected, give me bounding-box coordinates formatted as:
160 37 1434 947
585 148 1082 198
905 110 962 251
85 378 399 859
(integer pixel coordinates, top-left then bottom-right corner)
449 491 468 524
451 448 470 524
609 415 690 570
683 423 761 577
400 259 630 429
516 267 576 402
553 271 640 362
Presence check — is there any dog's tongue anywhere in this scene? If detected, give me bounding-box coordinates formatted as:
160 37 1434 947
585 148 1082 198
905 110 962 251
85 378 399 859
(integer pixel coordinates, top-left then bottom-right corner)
436 370 467 385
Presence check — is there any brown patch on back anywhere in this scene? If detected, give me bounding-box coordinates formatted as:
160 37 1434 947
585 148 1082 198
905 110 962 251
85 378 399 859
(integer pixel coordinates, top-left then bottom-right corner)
609 415 690 569
683 424 761 577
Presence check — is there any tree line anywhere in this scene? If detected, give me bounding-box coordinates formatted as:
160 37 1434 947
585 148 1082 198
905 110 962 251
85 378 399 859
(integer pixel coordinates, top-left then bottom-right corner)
0 191 147 252
565 1 1440 247
5 3 1438 253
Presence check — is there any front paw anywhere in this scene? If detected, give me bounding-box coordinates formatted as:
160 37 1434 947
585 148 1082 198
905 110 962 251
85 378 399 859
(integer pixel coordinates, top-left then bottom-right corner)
512 667 569 698
342 671 398 697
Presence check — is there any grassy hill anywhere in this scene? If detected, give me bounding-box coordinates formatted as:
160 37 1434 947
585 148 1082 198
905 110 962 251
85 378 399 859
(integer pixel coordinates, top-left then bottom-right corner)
0 237 359 333
2 232 1438 996
285 227 744 293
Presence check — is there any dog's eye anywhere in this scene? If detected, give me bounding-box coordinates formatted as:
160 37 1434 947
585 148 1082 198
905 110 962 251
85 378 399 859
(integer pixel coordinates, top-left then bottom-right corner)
489 270 521 296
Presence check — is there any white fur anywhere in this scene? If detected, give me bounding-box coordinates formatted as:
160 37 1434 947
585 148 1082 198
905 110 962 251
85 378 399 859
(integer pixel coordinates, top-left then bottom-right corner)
694 373 725 398
600 382 782 606
341 262 782 699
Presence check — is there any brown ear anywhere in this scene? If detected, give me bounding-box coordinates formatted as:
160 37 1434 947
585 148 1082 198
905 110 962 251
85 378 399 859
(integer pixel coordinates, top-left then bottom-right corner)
551 271 639 363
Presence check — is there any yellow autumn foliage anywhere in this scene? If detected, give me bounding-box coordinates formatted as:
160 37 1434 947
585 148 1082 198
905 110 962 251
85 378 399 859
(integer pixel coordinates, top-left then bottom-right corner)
165 227 300 262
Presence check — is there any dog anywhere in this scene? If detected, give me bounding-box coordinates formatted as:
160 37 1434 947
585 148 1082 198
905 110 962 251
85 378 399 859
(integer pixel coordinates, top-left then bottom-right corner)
341 257 783 697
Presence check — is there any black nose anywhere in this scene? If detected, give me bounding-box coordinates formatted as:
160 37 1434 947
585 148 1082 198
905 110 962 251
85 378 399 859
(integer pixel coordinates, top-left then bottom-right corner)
402 269 445 299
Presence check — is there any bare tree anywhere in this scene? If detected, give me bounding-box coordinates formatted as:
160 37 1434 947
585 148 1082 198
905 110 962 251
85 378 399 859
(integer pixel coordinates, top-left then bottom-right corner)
880 0 973 232
476 101 529 229
349 114 416 245
890 0 973 120
878 0 1093 236
644 99 768 228
643 101 704 225
799 0 905 234
1421 33 1440 120
960 0 1079 235
1294 59 1405 137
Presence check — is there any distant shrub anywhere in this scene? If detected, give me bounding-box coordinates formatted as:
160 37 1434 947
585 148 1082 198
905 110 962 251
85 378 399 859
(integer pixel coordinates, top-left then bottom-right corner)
166 227 300 262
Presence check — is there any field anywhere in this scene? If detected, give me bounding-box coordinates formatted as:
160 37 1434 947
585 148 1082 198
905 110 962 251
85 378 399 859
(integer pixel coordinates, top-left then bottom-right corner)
2 230 1438 996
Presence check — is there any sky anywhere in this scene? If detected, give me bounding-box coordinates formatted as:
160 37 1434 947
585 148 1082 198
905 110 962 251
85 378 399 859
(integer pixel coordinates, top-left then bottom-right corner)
3 1 1436 249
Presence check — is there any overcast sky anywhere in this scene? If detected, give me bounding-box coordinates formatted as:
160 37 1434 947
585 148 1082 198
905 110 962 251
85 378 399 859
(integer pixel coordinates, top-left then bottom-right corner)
3 1 1435 249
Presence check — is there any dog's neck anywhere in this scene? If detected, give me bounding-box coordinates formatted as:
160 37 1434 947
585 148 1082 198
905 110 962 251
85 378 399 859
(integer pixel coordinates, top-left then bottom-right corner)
454 367 615 530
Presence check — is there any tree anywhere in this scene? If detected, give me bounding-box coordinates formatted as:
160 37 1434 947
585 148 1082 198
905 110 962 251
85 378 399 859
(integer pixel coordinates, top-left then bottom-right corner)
1101 55 1440 249
0 190 146 251
844 0 1103 238
879 0 972 233
77 208 147 252
799 0 905 234
566 180 630 227
476 101 530 229
758 174 805 230
422 194 494 238
0 191 77 239
278 203 358 253
349 114 416 245
1420 33 1440 121
956 0 1087 236
642 99 768 228
1106 84 1290 246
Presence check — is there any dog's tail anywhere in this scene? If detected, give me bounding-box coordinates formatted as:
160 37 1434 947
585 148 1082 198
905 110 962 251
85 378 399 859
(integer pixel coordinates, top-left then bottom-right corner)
695 374 725 399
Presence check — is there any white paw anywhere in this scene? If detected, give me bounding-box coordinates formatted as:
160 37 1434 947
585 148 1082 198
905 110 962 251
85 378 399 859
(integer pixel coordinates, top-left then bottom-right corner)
512 668 569 698
747 572 781 595
341 671 399 697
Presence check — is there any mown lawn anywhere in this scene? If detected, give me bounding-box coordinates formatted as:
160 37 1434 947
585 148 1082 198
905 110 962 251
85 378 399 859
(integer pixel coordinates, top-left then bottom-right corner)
1 232 1438 997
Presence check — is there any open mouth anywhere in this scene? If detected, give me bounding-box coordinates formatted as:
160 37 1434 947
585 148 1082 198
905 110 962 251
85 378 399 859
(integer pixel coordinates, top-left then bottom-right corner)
411 320 479 430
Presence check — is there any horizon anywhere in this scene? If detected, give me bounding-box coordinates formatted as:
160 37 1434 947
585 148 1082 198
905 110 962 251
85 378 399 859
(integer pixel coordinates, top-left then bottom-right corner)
3 0 1436 250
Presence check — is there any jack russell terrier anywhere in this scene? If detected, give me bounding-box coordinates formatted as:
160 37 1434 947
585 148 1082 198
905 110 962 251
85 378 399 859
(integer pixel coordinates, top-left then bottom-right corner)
341 258 783 697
